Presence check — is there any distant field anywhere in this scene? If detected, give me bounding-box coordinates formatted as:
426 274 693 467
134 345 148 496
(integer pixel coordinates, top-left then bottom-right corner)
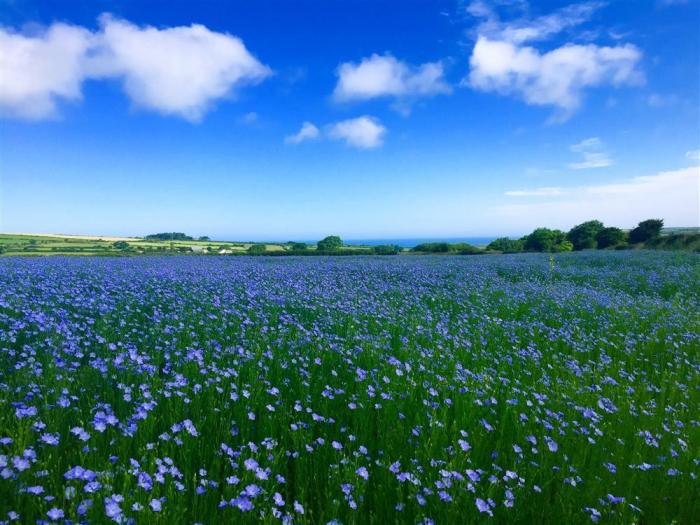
0 234 326 256
0 252 697 524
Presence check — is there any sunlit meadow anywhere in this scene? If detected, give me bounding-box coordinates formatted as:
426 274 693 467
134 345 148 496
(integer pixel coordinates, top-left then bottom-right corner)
0 252 698 524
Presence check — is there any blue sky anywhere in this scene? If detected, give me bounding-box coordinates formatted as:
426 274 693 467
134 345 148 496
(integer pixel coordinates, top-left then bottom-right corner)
1 0 698 240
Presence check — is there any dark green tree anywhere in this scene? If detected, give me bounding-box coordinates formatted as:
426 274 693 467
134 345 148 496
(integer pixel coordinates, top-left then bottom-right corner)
567 220 604 250
523 228 567 252
317 236 343 251
372 244 401 255
629 219 664 244
198 236 210 241
112 241 129 250
486 237 524 253
412 242 451 253
290 242 308 251
596 227 626 248
248 244 267 254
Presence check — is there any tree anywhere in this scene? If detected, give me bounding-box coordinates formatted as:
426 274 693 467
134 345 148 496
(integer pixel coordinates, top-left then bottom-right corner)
112 241 129 250
317 235 342 251
523 228 567 252
290 242 308 251
248 244 267 254
198 236 210 241
629 219 664 244
552 240 573 252
567 220 604 250
412 242 451 253
373 244 401 255
486 237 524 253
596 227 626 248
145 232 193 241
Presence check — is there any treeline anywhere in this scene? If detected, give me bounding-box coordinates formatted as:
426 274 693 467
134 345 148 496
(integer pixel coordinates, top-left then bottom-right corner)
145 233 210 241
486 218 670 253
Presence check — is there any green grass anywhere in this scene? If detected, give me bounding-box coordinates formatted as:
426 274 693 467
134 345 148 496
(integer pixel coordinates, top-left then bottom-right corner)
0 252 697 524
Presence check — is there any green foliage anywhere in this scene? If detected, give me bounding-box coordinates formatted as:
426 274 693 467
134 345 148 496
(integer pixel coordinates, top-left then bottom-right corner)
486 237 524 253
290 242 308 251
629 219 664 244
567 220 604 250
198 236 211 241
317 235 343 251
552 240 573 252
412 242 451 253
645 233 700 252
145 232 193 241
248 244 267 254
596 227 626 249
453 243 483 255
523 228 567 252
372 244 401 255
112 241 130 250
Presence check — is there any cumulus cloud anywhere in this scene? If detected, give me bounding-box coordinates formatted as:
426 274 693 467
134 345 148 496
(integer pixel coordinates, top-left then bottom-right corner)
568 137 612 169
284 121 320 144
496 166 700 228
0 15 270 121
0 23 93 119
327 116 386 149
333 54 450 107
464 2 643 120
88 15 271 121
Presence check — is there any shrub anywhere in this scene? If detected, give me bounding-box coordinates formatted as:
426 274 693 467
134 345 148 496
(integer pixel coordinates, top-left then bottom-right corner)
453 243 483 255
290 242 308 251
317 236 343 251
596 227 626 249
372 244 401 255
248 244 267 255
523 228 567 252
567 220 604 250
112 241 130 250
629 219 664 244
145 233 193 241
412 242 451 253
486 237 524 253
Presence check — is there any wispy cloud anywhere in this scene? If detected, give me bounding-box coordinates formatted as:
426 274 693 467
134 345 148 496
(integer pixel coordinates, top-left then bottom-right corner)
284 121 320 145
463 2 643 121
496 166 700 228
505 187 565 197
686 149 700 162
0 15 271 121
568 137 612 169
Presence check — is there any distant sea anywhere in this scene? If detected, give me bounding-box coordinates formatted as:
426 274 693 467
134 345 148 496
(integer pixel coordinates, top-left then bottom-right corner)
343 237 498 248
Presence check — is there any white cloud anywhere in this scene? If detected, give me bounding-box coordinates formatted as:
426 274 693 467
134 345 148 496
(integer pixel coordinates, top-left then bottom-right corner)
467 1 605 44
505 187 565 197
285 121 320 144
0 23 93 119
568 137 612 169
686 149 700 162
89 15 271 121
464 2 643 120
327 116 386 149
0 15 270 121
333 54 450 104
495 166 700 228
